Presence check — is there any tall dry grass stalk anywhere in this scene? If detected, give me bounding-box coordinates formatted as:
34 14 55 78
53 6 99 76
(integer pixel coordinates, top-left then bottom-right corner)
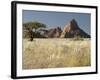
22 38 91 69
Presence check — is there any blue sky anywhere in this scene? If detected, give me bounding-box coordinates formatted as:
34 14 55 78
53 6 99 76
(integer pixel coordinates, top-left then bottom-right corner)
23 10 91 35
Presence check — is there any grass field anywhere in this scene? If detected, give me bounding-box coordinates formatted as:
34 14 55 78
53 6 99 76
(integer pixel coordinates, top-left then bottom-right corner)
22 38 91 69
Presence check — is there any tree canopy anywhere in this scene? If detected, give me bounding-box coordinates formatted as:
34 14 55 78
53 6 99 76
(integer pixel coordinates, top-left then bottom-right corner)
23 21 47 41
23 21 46 31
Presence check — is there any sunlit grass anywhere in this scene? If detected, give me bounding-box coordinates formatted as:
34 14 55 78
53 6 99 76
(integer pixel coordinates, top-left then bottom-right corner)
22 38 91 69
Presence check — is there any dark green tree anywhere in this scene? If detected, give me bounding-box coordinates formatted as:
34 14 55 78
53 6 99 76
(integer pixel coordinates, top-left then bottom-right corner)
23 21 46 41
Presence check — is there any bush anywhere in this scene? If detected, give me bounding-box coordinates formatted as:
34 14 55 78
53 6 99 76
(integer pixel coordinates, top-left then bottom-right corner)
73 36 84 41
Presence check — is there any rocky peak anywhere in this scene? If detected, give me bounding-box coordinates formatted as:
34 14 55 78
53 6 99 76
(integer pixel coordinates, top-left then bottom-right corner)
60 19 90 38
63 19 79 33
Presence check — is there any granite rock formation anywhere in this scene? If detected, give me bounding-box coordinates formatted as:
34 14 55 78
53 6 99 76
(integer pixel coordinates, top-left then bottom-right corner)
60 19 90 38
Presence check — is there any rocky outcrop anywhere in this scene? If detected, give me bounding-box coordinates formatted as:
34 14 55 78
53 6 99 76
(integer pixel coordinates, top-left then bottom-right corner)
47 27 62 38
40 27 62 38
60 19 90 38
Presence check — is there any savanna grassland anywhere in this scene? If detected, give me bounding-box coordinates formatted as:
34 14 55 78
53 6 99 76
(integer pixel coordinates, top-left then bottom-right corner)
22 38 91 69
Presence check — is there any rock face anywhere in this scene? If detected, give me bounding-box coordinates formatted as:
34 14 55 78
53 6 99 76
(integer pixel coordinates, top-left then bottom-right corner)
42 27 62 38
60 19 90 38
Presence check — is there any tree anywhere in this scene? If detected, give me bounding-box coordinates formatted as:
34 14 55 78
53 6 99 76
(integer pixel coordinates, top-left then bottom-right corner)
23 21 46 41
23 21 46 32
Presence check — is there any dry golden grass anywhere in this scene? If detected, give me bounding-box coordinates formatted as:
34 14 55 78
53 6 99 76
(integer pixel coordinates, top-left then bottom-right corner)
22 38 91 69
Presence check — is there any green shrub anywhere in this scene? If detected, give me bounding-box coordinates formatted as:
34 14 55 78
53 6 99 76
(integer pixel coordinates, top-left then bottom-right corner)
73 36 84 41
